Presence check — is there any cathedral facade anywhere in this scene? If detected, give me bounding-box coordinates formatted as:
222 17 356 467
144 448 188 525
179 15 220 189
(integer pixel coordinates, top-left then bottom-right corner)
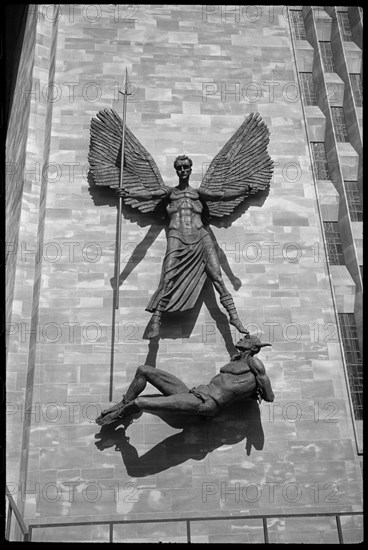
6 5 362 543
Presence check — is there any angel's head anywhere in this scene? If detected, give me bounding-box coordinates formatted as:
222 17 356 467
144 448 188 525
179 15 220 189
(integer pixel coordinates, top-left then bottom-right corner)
174 155 192 181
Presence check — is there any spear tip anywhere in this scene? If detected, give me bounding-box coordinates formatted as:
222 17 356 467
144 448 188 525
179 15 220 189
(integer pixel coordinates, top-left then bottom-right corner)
124 67 129 93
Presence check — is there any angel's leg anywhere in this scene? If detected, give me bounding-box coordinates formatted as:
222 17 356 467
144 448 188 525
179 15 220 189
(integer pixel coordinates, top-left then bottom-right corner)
147 284 173 339
147 311 163 339
203 236 249 334
147 238 177 338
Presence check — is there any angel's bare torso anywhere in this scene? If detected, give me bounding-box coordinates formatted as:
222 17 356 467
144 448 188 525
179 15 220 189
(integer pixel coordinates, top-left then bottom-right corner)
166 186 204 234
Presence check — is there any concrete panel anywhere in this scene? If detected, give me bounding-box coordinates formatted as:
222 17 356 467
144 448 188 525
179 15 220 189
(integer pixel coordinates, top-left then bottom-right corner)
312 8 332 41
337 143 359 180
324 73 345 107
343 43 362 74
295 42 314 72
316 180 339 221
329 266 355 313
350 222 363 266
305 105 326 141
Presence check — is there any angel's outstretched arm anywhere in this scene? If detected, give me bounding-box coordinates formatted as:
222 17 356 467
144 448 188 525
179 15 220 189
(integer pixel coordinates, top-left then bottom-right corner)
112 185 171 201
199 186 249 202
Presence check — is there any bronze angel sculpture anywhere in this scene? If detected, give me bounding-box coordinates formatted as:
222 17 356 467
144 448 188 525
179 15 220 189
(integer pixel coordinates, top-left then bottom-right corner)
89 110 273 339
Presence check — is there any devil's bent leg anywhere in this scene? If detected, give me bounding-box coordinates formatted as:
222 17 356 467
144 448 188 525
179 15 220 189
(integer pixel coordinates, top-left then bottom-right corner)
96 393 218 425
96 394 200 426
96 365 190 424
133 365 189 397
131 394 207 415
96 365 149 422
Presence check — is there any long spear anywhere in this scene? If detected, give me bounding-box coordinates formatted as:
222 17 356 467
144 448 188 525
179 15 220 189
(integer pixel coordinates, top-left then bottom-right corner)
115 68 130 309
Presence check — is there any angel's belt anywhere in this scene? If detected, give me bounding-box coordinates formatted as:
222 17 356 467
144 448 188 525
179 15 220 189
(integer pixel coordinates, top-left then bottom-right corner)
167 226 209 245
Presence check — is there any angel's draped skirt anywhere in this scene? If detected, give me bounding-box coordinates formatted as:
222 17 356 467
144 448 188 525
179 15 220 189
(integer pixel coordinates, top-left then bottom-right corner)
146 228 212 313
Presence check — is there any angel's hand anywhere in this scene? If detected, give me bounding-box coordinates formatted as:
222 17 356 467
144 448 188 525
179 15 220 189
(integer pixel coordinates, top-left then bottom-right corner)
232 276 242 291
111 185 129 197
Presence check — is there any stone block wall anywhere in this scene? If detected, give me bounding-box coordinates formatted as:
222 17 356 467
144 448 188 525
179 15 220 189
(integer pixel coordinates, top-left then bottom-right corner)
6 7 37 339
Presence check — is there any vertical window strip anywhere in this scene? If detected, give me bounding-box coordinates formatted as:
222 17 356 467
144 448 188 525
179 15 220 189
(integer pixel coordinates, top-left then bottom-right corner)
344 181 363 222
311 142 330 180
319 41 335 72
338 313 363 420
300 72 317 105
323 222 344 265
290 10 306 40
338 12 353 42
331 107 349 142
350 74 363 107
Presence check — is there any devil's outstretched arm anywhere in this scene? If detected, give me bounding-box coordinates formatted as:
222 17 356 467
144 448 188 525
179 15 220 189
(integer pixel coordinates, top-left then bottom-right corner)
248 357 275 402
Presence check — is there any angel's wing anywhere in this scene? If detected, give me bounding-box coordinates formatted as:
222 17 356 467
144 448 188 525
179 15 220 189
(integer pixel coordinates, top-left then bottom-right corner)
88 108 165 213
199 112 273 218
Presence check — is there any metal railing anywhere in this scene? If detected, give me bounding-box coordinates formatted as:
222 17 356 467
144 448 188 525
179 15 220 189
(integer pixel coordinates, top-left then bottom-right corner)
5 485 362 543
26 511 363 543
5 485 30 542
